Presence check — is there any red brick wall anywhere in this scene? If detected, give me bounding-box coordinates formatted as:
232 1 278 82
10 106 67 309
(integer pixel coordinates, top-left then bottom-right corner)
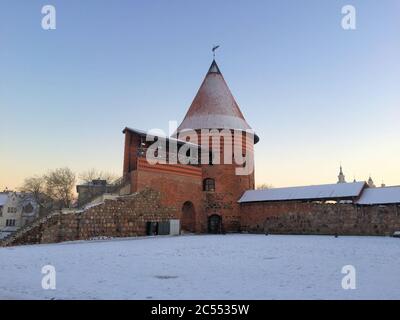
132 158 204 232
122 129 256 233
199 130 255 233
123 130 141 174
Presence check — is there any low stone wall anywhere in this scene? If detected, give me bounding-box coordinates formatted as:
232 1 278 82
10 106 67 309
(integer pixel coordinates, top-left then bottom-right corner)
240 201 400 236
3 188 176 246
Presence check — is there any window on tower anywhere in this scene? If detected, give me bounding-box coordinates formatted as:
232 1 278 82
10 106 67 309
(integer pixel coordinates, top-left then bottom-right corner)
203 178 215 192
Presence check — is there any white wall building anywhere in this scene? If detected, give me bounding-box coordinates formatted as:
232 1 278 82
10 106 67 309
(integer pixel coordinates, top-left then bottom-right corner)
0 192 39 239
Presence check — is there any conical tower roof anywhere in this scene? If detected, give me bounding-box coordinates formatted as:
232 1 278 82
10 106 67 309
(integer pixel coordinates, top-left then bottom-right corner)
176 60 258 142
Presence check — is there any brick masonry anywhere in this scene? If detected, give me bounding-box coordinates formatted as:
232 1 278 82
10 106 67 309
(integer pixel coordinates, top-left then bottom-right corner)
240 201 400 236
3 188 176 246
132 160 204 232
123 129 256 234
4 191 400 246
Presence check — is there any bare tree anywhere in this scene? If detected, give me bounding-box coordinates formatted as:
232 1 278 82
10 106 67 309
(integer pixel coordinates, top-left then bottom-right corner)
79 168 118 185
20 176 46 205
257 183 273 190
44 168 76 209
20 176 54 214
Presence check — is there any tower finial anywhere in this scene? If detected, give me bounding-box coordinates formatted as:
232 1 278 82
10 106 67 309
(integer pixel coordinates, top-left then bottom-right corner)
212 45 220 59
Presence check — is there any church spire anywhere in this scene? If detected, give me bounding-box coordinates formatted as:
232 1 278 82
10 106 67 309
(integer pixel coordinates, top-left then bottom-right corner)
368 175 376 188
337 165 346 183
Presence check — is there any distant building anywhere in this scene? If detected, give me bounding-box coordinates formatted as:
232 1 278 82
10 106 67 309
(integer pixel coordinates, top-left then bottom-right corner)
368 176 376 188
337 167 379 189
0 191 39 239
76 179 119 208
337 166 346 183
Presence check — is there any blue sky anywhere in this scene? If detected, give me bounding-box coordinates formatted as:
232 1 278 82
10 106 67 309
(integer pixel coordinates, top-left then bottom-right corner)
0 0 399 189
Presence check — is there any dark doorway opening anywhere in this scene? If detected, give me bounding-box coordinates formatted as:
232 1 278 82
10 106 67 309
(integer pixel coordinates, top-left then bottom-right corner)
208 214 222 234
181 201 196 233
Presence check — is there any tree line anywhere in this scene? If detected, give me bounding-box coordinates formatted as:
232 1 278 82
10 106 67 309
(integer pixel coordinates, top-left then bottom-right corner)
20 168 118 214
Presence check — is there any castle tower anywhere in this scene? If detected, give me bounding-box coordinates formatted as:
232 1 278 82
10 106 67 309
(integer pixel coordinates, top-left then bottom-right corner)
176 60 258 233
337 166 346 183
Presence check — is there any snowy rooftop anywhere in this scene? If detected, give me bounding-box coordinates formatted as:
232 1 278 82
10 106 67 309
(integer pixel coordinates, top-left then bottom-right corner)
0 193 8 206
122 127 203 149
239 182 366 203
356 186 400 205
176 60 259 142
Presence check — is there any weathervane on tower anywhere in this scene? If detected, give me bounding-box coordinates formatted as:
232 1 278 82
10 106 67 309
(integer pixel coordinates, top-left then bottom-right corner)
212 45 220 59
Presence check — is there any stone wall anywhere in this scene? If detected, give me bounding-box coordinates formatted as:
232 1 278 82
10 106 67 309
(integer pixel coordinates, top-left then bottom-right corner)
240 201 400 236
3 188 176 246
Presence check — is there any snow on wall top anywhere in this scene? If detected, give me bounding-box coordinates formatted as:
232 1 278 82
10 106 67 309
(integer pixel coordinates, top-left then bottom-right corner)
239 182 366 203
122 127 203 149
356 186 400 205
177 60 253 134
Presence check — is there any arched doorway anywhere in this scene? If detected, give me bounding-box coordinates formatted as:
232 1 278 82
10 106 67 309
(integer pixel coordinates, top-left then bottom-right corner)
181 201 196 233
208 214 222 234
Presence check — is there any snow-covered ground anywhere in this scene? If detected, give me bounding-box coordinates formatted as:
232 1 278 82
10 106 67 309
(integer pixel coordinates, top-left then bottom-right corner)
0 234 399 300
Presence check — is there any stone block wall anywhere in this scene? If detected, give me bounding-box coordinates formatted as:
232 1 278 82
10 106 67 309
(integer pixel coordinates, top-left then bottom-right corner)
240 201 400 236
3 188 176 246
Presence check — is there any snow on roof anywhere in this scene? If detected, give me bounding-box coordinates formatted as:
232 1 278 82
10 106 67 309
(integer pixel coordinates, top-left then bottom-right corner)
0 193 8 206
239 182 366 203
356 186 400 205
177 60 258 141
122 127 203 148
178 115 252 132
